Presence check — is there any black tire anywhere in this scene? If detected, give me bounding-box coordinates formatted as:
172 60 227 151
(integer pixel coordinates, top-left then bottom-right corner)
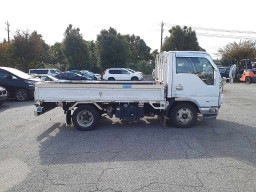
169 103 197 128
131 77 139 81
108 77 115 81
72 105 100 131
16 89 28 101
0 101 4 106
246 77 252 84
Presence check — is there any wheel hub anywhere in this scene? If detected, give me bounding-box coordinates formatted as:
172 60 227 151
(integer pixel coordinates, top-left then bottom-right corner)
176 108 193 124
182 114 188 119
77 110 94 127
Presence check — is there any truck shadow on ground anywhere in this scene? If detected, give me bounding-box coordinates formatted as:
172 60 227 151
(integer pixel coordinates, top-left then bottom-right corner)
37 117 256 167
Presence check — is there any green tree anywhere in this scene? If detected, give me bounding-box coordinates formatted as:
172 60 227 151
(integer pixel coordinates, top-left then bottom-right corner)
150 49 159 60
218 40 256 66
124 34 151 63
161 25 204 52
12 30 47 72
96 27 131 71
137 60 152 75
87 40 100 72
49 43 67 64
0 42 15 67
63 24 90 70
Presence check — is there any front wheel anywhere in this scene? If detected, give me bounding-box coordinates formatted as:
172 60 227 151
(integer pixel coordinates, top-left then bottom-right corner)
246 77 252 84
131 77 139 81
72 105 100 131
16 89 29 101
169 103 197 128
108 77 115 81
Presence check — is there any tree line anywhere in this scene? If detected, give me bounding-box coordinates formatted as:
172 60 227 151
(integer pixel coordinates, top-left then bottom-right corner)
1 23 254 72
0 24 158 74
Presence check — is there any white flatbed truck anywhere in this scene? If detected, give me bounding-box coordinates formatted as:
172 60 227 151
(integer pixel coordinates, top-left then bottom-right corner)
34 51 226 131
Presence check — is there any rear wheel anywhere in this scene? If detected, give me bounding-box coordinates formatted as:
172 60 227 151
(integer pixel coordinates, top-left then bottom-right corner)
246 77 252 84
108 77 115 81
170 103 197 128
72 105 100 131
131 77 139 81
16 89 28 101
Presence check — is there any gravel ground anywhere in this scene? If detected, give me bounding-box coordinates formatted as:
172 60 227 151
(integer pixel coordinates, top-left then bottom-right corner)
0 83 256 192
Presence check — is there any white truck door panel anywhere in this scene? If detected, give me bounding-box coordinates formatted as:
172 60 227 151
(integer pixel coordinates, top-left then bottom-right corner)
171 53 220 108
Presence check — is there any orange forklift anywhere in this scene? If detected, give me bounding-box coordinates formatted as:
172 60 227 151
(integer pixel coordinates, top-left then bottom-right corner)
236 59 256 83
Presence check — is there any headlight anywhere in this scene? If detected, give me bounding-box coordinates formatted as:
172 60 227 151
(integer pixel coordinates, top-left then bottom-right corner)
25 80 35 85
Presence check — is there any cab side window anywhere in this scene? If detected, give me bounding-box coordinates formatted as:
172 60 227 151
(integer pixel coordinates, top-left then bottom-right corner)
176 57 214 85
176 57 194 73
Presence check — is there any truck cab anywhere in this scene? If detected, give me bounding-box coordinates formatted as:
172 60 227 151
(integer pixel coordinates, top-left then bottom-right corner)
156 51 222 121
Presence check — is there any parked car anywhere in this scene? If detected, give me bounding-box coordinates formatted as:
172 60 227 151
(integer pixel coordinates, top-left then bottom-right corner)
239 69 256 83
218 67 230 78
80 70 96 80
33 74 59 82
127 68 143 76
102 68 143 81
94 73 101 80
56 72 88 80
68 70 95 80
0 86 8 106
29 69 62 76
0 67 41 101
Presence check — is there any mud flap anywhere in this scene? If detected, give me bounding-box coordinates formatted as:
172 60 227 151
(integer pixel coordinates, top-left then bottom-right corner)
66 110 72 125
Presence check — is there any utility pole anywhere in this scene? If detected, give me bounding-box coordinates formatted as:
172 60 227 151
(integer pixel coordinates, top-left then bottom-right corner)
5 21 10 42
160 21 164 52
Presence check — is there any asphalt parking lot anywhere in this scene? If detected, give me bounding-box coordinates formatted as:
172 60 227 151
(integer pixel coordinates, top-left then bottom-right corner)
0 83 256 192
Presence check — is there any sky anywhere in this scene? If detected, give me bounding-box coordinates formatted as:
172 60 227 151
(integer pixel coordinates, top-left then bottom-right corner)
1 0 256 59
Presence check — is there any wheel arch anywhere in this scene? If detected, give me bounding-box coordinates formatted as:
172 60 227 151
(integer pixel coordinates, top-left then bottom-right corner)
167 99 200 115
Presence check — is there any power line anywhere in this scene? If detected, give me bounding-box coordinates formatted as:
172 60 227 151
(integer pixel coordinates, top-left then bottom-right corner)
196 32 256 40
165 23 256 35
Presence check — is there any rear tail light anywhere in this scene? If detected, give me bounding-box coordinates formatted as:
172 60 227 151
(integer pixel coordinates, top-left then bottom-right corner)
103 70 107 75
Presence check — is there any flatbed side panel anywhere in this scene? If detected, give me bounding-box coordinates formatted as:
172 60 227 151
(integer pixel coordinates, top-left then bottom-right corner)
36 83 163 89
36 87 165 102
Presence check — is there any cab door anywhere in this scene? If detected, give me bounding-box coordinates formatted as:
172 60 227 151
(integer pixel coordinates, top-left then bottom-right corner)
171 53 220 108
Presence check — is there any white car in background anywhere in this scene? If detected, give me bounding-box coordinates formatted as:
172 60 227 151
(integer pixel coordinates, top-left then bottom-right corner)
102 68 143 81
94 73 101 80
33 74 59 82
29 69 62 76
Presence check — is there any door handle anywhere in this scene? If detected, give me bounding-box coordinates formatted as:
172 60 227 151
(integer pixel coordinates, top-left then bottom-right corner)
176 85 183 91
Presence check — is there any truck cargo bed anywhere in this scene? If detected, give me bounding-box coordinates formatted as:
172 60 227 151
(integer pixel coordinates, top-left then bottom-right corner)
35 81 165 103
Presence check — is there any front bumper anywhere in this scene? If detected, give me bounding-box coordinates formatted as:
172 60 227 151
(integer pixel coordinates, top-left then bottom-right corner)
199 107 219 120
